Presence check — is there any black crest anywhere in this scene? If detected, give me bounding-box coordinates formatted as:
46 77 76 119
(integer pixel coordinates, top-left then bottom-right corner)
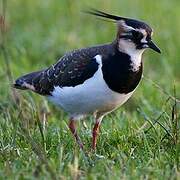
86 9 152 34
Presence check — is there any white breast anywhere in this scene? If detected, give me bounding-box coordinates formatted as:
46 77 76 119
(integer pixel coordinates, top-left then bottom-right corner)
48 55 134 119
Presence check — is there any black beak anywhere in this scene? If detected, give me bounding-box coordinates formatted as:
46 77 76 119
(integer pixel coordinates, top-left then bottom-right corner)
148 41 161 53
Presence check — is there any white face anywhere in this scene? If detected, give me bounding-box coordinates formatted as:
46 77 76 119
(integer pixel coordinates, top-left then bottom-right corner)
117 21 149 55
118 38 145 57
118 37 144 72
117 20 160 54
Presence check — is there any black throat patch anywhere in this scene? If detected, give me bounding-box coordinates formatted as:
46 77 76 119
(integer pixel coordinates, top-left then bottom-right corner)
102 50 143 94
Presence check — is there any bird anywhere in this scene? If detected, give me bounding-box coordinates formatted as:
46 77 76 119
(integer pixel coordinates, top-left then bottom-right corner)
13 9 161 151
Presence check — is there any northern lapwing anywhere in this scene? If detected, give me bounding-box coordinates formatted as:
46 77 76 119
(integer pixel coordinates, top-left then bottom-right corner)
14 9 161 150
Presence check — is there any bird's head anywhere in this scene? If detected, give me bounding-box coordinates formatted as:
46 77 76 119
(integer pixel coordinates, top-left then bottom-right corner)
86 9 161 55
116 19 161 55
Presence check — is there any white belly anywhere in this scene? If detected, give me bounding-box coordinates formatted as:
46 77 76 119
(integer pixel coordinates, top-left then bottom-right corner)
48 55 134 118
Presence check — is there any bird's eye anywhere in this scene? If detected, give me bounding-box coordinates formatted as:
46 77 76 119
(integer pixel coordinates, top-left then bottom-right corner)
146 35 151 41
132 30 143 39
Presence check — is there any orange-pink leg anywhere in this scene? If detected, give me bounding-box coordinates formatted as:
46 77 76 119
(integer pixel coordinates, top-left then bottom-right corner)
68 119 84 150
92 116 103 150
92 122 100 150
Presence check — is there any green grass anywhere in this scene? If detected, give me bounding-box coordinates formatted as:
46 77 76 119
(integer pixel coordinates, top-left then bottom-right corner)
0 0 180 179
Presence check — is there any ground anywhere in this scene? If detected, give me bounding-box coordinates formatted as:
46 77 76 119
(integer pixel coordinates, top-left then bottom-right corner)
0 0 179 179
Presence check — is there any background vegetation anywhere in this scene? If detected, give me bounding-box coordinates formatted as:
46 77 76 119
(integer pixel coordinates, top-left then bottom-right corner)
0 0 179 179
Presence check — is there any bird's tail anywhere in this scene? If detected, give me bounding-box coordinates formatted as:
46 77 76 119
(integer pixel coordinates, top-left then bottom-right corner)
13 71 41 91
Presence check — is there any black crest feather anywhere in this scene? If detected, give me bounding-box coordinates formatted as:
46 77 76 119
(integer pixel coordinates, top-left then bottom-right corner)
85 8 153 35
85 8 126 22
